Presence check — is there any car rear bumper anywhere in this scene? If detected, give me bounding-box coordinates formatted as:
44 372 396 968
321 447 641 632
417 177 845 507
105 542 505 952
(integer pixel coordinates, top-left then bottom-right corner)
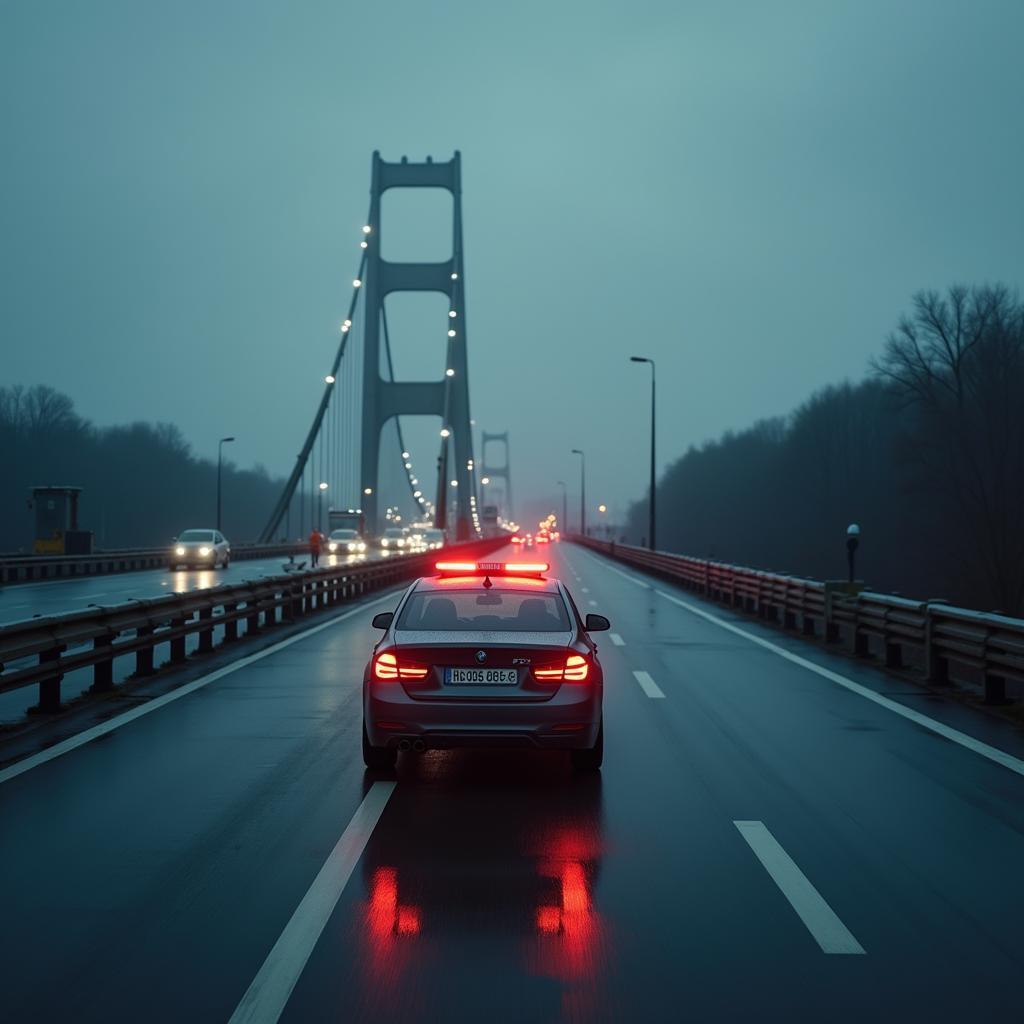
365 680 602 750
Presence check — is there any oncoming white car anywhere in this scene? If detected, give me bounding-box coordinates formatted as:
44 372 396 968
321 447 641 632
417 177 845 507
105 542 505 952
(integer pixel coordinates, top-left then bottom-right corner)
328 528 367 554
169 529 230 569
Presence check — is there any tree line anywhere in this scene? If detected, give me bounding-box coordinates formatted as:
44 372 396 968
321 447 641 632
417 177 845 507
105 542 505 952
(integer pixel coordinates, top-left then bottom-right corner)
0 386 284 551
625 285 1024 616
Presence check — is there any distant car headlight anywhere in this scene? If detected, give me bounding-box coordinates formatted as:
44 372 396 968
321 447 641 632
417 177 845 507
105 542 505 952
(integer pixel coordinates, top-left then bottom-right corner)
397 538 405 547
175 546 185 556
382 538 389 546
358 542 366 552
199 546 211 556
329 542 338 552
347 542 356 551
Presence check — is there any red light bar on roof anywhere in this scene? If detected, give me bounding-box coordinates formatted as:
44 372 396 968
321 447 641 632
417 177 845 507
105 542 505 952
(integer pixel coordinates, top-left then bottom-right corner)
434 561 549 576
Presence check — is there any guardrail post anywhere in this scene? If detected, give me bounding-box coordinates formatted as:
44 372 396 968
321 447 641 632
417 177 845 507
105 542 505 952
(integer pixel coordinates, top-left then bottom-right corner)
169 618 187 664
246 602 261 636
197 605 214 653
850 603 870 657
90 635 115 693
136 626 155 676
924 610 948 684
224 603 239 642
984 671 1007 705
37 646 64 712
802 601 816 637
884 613 903 669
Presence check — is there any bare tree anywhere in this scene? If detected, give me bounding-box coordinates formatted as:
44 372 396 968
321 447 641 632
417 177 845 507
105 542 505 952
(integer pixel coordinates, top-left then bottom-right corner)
873 285 1024 612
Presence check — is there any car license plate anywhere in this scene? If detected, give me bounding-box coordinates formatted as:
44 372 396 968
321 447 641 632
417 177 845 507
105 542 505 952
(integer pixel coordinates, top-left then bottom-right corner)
444 667 518 685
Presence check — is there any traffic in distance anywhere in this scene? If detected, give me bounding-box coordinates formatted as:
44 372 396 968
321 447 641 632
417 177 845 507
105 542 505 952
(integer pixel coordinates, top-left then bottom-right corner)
363 558 607 770
166 516 448 570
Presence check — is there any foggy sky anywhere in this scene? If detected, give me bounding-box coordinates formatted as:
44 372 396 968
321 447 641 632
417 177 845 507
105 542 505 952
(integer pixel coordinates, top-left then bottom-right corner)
3 0 1022 528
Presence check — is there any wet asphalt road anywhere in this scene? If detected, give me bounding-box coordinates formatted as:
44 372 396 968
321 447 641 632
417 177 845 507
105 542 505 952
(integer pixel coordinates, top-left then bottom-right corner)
2 543 1024 1022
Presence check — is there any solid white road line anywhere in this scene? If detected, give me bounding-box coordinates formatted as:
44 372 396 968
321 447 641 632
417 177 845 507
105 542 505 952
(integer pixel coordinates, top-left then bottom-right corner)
229 782 397 1024
734 821 865 955
655 588 1024 780
609 633 625 646
0 592 397 786
632 670 665 699
579 551 648 589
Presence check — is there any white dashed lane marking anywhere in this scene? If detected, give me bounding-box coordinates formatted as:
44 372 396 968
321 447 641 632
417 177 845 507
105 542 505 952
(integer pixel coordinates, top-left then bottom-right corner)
609 633 625 646
632 670 665 699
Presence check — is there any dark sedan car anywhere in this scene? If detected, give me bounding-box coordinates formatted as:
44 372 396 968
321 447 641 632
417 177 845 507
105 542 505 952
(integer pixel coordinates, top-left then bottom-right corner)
362 561 608 770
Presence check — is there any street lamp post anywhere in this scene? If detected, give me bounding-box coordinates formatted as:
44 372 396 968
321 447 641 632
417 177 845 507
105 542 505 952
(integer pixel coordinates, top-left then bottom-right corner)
630 356 656 550
846 523 861 584
571 449 586 536
217 436 235 532
318 481 329 533
556 480 567 534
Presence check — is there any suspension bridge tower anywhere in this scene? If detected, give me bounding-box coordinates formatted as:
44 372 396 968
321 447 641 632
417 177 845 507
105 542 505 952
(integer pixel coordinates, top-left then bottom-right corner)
360 151 475 539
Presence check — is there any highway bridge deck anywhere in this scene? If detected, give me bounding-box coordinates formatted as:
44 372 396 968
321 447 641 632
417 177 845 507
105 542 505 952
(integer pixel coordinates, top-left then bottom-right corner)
2 543 1022 1022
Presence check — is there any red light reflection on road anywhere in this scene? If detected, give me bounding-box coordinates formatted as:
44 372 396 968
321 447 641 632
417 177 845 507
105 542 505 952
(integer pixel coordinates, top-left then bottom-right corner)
367 867 421 938
527 825 609 1019
533 860 597 976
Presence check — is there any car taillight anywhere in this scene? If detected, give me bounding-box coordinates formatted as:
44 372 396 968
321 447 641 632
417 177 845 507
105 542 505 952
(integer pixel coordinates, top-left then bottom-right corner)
374 651 429 681
534 654 589 683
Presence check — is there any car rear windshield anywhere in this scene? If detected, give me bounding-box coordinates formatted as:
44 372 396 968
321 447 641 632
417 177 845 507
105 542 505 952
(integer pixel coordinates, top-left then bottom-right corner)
179 530 215 542
397 589 571 631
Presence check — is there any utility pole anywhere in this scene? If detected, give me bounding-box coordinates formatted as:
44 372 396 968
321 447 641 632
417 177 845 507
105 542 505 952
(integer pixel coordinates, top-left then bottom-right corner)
631 356 656 550
217 436 235 532
571 449 586 536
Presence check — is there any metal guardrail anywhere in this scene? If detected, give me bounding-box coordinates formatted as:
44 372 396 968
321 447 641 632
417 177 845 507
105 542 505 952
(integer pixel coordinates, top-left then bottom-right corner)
0 542 309 585
572 537 1024 704
0 538 507 713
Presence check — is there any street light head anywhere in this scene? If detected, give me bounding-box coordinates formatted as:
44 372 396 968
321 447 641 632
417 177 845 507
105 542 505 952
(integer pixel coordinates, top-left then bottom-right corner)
319 482 328 491
630 356 647 363
481 476 490 484
598 504 607 513
572 449 583 455
847 523 861 537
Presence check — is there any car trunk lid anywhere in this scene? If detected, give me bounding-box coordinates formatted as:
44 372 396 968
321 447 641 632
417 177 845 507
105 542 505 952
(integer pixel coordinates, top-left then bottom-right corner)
392 629 573 700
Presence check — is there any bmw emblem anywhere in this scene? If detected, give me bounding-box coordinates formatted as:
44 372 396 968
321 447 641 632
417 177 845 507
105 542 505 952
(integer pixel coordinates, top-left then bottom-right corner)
475 650 487 664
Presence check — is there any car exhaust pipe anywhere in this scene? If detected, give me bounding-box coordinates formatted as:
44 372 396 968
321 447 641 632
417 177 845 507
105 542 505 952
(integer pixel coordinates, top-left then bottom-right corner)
398 739 412 752
412 739 425 753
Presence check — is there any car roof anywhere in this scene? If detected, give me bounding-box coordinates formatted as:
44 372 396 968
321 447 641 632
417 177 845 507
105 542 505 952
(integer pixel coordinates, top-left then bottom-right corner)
413 572 563 595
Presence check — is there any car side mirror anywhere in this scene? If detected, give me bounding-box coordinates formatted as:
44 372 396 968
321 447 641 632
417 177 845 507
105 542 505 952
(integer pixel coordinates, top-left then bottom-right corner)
372 611 394 630
585 613 610 632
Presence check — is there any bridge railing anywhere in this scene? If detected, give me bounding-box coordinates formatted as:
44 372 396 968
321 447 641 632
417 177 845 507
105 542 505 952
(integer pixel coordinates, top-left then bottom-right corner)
0 538 507 713
571 536 1024 704
0 542 308 584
